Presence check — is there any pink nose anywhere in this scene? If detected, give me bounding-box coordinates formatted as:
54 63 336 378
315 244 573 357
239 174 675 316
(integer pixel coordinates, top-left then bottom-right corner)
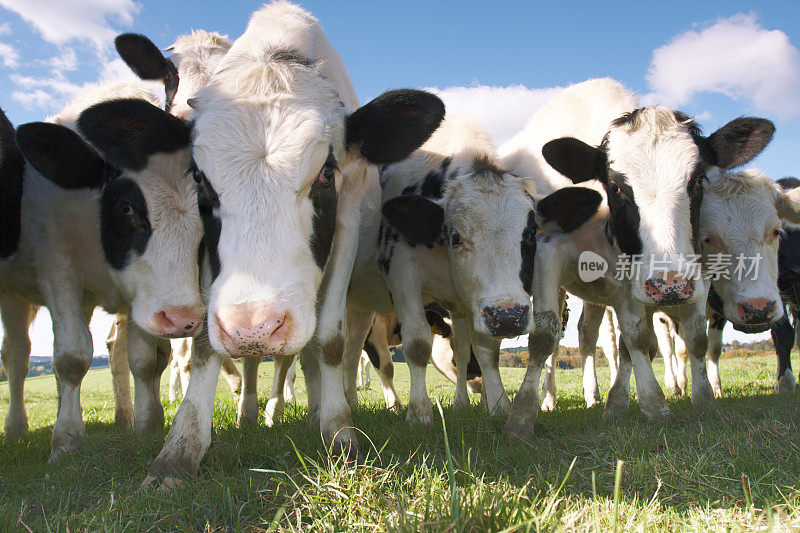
736 298 777 323
216 302 293 357
171 107 192 121
151 306 204 337
643 272 695 305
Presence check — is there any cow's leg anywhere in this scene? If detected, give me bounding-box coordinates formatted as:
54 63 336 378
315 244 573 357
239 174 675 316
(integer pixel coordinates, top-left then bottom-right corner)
238 357 261 425
705 321 724 398
540 349 557 411
577 302 606 408
773 315 796 394
393 304 435 426
106 314 133 428
362 353 371 388
127 321 169 435
469 329 511 416
144 330 225 487
445 317 471 410
504 333 550 440
220 356 242 399
168 354 182 401
598 308 619 386
168 338 190 401
676 310 714 407
672 332 688 396
370 325 402 411
284 355 297 402
342 309 374 411
265 355 293 427
653 314 679 396
529 240 565 360
603 335 633 421
1 296 34 440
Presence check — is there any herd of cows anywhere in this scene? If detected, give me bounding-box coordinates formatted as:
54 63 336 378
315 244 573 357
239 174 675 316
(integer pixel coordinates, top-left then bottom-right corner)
2 2 800 489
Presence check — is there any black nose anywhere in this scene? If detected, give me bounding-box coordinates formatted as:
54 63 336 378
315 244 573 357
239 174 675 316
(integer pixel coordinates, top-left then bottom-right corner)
481 303 530 337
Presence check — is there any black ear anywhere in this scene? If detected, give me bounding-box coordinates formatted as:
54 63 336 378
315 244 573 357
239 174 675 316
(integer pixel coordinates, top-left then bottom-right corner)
537 186 603 233
77 98 191 171
346 89 445 165
542 137 605 184
115 33 179 109
382 195 444 247
704 117 775 170
16 122 113 189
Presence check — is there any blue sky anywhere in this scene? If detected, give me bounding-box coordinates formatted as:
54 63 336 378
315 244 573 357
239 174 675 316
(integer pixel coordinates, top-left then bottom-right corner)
1 0 799 354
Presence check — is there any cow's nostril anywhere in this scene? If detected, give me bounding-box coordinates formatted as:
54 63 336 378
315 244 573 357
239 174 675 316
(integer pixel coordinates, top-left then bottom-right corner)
481 303 530 337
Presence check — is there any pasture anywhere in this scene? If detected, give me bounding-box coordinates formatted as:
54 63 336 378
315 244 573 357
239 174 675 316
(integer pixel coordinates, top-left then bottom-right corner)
1 354 800 531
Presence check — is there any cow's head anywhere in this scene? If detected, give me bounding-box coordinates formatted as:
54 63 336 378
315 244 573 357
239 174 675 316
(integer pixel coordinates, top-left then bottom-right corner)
543 108 774 307
699 170 800 326
16 99 204 338
190 49 444 357
383 153 601 338
115 31 232 119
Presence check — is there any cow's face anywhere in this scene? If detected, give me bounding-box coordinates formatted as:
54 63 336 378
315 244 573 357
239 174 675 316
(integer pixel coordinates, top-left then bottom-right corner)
384 159 602 338
699 170 786 326
16 99 205 338
191 55 444 358
543 108 774 307
166 31 231 120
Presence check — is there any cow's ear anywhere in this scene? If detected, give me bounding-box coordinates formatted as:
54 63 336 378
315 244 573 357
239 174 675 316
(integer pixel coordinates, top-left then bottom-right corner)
382 195 444 247
542 137 605 184
346 89 445 165
115 33 179 108
77 98 191 171
537 186 603 233
776 186 800 224
16 122 113 189
703 117 775 170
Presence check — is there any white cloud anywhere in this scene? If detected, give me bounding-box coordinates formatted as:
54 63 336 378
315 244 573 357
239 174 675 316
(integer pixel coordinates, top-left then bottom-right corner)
0 0 140 51
0 41 18 67
0 22 11 36
10 71 83 109
45 47 78 71
644 13 800 119
424 84 563 145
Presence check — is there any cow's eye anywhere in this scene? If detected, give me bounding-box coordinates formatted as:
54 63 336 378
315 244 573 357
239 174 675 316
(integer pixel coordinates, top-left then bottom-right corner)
769 227 784 243
185 165 205 185
450 229 462 248
115 200 134 218
702 234 721 249
317 159 336 186
609 182 621 196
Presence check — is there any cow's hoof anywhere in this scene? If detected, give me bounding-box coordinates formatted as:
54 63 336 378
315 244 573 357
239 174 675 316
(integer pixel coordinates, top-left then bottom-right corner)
504 415 536 442
4 418 28 441
691 382 715 407
134 414 165 436
585 399 602 409
540 395 556 412
49 442 80 463
603 398 629 422
640 403 673 422
453 395 470 411
406 401 434 427
49 429 83 462
114 408 133 430
712 385 723 399
264 399 284 428
328 428 360 463
776 371 796 395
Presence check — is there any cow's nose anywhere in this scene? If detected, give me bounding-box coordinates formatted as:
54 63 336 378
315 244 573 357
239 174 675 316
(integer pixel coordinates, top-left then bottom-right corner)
643 272 695 305
151 306 204 337
171 107 192 121
216 302 293 357
481 301 530 337
737 298 777 324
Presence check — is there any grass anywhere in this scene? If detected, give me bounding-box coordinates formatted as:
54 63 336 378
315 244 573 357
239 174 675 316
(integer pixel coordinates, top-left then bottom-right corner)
1 353 800 531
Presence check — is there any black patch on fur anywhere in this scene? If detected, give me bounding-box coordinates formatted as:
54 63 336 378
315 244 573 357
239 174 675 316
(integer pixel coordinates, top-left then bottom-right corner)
472 154 502 176
77 98 191 171
363 338 381 369
424 303 452 338
466 347 482 379
100 178 152 269
382 194 443 248
536 187 602 233
402 183 419 195
420 157 451 199
778 177 800 190
114 33 179 111
16 122 118 189
519 210 537 295
604 169 643 256
688 164 706 249
309 149 338 268
378 223 398 274
346 89 445 165
772 314 795 380
196 169 222 280
0 109 24 258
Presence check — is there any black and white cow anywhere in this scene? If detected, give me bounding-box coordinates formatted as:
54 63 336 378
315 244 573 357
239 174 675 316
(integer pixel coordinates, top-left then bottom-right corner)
344 114 601 426
499 78 774 438
2 81 203 460
142 2 445 487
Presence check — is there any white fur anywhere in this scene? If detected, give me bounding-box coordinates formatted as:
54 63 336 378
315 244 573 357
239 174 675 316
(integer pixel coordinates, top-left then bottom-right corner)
166 30 232 119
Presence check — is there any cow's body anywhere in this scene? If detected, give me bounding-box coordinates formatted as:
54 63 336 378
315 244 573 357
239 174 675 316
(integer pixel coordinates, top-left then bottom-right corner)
3 81 204 460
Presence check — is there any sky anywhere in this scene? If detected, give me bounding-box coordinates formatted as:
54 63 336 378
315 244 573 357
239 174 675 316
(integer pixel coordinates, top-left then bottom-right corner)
1 0 799 355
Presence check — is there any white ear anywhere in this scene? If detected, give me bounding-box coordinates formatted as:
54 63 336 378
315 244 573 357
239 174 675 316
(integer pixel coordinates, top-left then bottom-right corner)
776 187 800 224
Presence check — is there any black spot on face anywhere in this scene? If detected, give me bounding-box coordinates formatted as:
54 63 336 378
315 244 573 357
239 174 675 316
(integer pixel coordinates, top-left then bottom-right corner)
100 178 152 269
309 150 338 268
519 210 537 295
604 168 643 255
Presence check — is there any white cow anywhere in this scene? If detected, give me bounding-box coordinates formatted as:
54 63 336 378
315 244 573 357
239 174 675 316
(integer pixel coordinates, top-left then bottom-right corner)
143 2 445 487
499 78 775 439
4 81 204 460
344 114 601 426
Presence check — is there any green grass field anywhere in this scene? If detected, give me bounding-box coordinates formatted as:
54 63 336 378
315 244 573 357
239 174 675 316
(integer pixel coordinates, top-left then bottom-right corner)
1 354 800 531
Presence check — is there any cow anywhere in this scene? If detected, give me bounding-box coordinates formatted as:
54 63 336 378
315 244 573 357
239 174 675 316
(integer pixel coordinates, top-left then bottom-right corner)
498 78 774 439
3 81 204 461
112 30 246 407
343 114 601 427
142 2 446 487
